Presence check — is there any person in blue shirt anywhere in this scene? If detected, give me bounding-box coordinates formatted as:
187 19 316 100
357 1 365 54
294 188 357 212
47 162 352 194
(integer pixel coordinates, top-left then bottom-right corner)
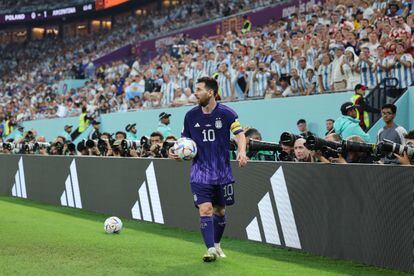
334 102 370 142
157 112 172 138
62 125 73 142
169 77 247 262
125 123 139 140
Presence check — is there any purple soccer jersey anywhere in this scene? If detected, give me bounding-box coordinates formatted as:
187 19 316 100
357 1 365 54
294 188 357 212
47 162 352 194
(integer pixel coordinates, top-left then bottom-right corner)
182 103 243 185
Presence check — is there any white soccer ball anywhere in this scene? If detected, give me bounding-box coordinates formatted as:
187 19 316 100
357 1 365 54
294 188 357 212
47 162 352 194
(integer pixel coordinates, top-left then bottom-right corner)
173 137 198 160
104 216 123 234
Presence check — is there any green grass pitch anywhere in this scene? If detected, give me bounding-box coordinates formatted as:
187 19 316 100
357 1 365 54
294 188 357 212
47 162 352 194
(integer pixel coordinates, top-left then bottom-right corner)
0 197 406 275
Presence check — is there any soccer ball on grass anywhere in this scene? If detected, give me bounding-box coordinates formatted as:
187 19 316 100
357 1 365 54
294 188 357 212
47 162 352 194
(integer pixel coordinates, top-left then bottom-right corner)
104 216 123 234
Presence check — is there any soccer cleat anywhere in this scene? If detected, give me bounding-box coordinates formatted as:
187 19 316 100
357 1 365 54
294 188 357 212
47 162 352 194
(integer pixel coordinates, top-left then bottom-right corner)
214 244 226 258
202 247 218 262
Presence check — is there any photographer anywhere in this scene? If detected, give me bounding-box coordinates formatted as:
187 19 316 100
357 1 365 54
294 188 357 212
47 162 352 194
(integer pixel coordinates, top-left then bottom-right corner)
244 128 276 161
99 133 113 156
49 136 67 156
330 135 376 164
393 130 414 165
148 132 165 158
294 138 318 162
279 132 299 161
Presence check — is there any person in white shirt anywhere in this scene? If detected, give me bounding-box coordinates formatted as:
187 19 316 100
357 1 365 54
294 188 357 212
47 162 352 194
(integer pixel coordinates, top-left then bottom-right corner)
341 47 360 90
330 46 347 91
280 76 294 97
317 54 333 93
390 43 414 89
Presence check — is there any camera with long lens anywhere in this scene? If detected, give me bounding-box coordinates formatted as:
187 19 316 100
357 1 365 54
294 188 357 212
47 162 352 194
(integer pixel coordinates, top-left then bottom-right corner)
140 136 151 151
305 135 341 151
161 141 176 158
377 139 414 161
26 142 51 154
67 142 76 153
249 139 282 152
305 135 378 159
280 132 302 147
305 135 342 158
121 140 140 151
341 140 377 154
24 142 35 153
0 142 15 151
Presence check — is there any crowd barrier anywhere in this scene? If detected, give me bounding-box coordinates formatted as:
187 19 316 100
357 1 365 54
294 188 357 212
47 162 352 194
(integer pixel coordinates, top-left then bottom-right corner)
0 155 412 272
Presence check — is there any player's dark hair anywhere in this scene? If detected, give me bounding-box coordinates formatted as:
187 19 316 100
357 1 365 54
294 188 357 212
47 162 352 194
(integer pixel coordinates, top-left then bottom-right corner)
197 77 218 95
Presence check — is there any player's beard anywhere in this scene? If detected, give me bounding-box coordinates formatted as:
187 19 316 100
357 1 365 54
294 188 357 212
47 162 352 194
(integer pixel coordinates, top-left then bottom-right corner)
198 96 210 107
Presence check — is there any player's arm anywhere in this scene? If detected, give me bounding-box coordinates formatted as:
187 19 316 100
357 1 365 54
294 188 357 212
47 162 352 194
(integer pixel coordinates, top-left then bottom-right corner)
231 119 247 167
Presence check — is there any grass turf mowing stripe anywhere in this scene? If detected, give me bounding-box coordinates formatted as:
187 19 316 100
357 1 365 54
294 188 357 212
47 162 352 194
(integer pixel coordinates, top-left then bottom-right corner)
0 197 407 275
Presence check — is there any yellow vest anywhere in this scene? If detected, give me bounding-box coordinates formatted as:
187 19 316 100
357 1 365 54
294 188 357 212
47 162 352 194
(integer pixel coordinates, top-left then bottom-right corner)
79 113 90 133
241 20 252 34
4 120 12 136
351 94 370 128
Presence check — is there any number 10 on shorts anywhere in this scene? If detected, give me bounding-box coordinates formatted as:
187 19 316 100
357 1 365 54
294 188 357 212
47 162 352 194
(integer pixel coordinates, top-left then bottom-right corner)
222 183 234 205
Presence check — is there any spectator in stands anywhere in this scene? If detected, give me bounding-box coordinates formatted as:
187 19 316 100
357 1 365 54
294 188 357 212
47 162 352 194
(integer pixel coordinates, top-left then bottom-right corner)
157 112 172 138
279 77 293 97
351 84 380 131
356 47 377 89
341 47 360 90
325 119 335 136
296 119 314 138
331 46 347 91
334 102 370 142
318 54 333 93
391 43 413 90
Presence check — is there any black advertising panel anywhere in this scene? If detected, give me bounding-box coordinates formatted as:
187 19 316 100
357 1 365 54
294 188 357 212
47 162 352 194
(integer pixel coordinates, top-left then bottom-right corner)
0 155 412 272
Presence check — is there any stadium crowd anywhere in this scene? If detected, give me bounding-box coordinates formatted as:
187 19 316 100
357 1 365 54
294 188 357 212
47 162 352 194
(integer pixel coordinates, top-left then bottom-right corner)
0 0 413 165
0 0 92 13
0 0 274 125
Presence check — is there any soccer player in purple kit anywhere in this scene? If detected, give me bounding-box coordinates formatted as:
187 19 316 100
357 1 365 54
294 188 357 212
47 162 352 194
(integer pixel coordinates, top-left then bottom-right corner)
169 77 247 262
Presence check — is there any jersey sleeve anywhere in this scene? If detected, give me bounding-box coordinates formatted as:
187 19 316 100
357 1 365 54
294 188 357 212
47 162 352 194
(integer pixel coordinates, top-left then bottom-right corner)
181 113 191 138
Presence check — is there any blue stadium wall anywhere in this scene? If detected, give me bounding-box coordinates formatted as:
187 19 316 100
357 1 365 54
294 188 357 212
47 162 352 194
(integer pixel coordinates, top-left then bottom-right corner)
18 92 352 141
15 89 413 142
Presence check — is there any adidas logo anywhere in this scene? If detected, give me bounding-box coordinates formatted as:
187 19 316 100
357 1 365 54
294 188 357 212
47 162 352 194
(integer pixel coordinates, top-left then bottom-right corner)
246 167 301 249
11 157 27 199
194 123 200 128
60 160 82 209
131 162 164 224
